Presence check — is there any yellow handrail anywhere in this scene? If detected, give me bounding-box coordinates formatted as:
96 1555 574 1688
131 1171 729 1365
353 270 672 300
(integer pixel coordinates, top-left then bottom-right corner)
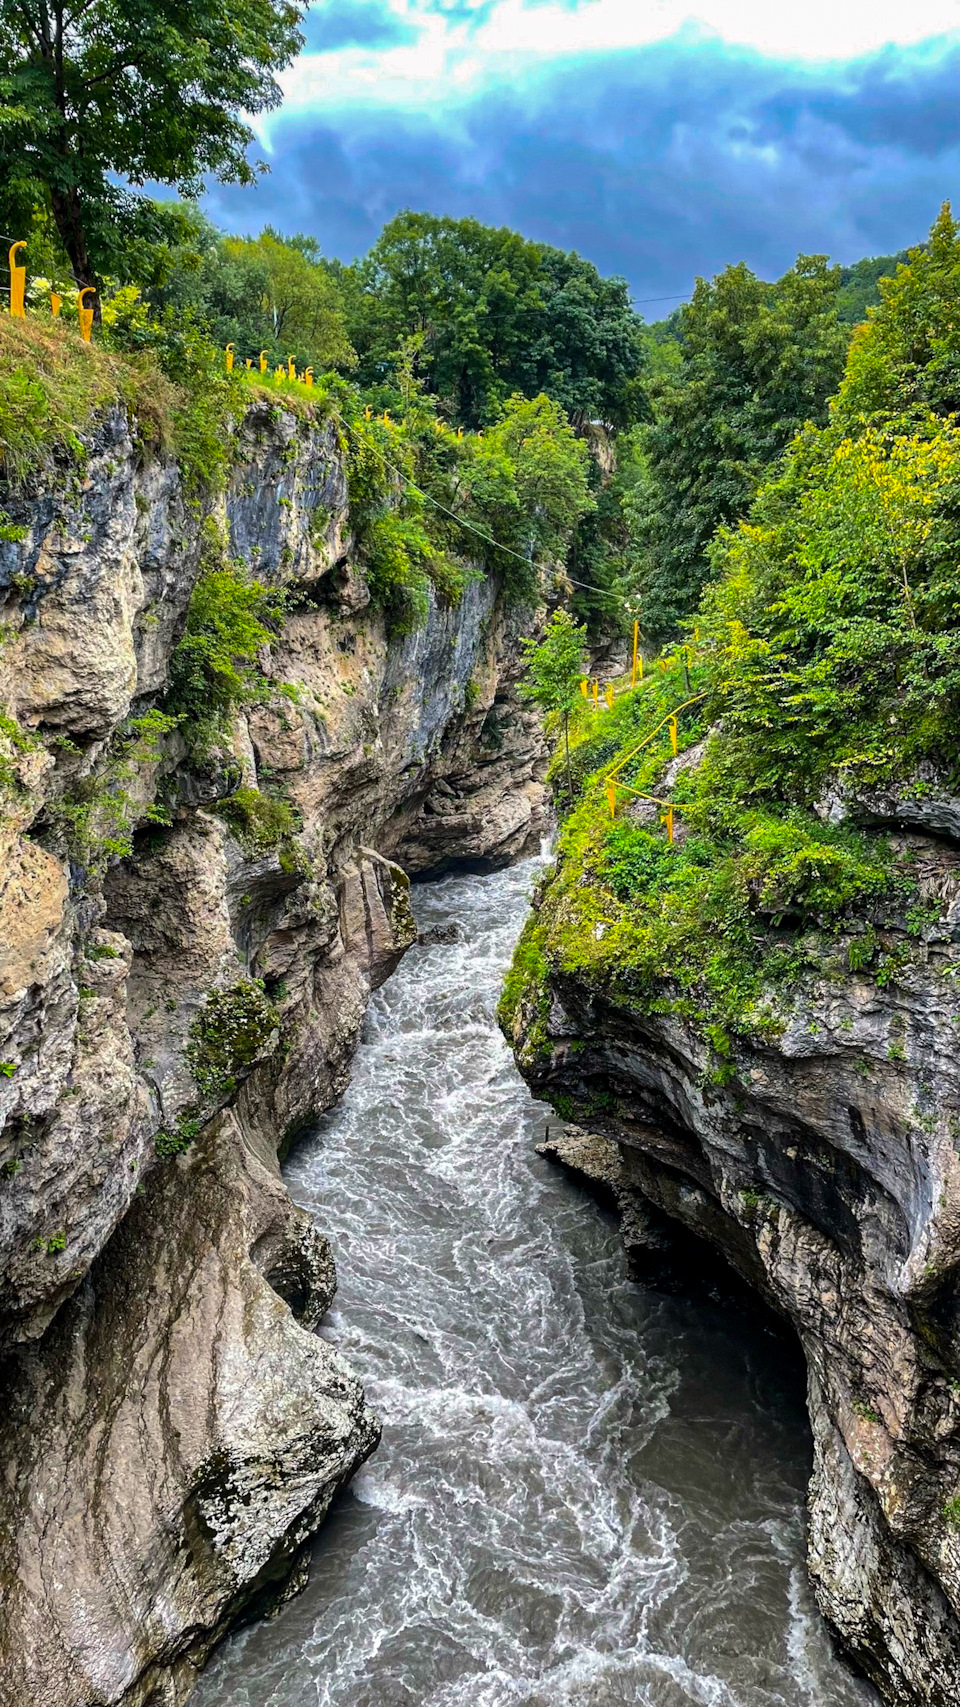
603 689 707 837
607 692 707 781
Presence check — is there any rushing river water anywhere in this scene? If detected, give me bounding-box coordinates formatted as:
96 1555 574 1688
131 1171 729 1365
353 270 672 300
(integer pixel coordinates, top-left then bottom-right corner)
195 854 877 1707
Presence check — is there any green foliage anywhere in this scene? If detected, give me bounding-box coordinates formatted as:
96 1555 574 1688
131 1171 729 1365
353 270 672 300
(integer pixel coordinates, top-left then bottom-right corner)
52 709 176 870
167 561 285 745
838 206 960 421
943 1495 960 1528
345 391 590 629
143 212 357 376
213 786 299 852
519 609 588 800
835 250 908 326
519 610 588 719
0 313 174 484
497 914 549 1052
185 978 278 1101
341 210 646 430
154 1113 202 1159
0 0 305 289
464 395 595 595
630 255 850 638
515 208 960 1059
0 1062 17 1078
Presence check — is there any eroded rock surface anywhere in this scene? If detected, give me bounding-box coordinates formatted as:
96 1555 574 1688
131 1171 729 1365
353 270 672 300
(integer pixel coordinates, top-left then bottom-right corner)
510 837 960 1706
0 399 546 1703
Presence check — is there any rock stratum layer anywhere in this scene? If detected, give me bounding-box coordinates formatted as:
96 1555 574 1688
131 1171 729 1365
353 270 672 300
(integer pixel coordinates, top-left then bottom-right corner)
508 813 960 1707
0 399 546 1705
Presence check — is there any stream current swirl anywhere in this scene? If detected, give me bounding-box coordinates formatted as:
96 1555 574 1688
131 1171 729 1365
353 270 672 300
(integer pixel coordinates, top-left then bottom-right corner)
195 853 877 1707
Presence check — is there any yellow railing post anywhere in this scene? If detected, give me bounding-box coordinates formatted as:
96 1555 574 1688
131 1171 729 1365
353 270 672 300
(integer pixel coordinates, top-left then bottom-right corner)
592 680 599 709
274 364 283 378
259 350 268 374
245 357 252 369
661 806 674 844
606 781 617 819
667 714 678 756
305 367 313 387
288 356 296 380
78 287 95 342
8 242 26 317
225 343 235 371
580 678 588 698
50 291 61 318
605 683 614 708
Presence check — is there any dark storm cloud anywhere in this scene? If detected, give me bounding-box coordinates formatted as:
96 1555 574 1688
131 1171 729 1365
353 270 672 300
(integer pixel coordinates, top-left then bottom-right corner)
204 35 960 298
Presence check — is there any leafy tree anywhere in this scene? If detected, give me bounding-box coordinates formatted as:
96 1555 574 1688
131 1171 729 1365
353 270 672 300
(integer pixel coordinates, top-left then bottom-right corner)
519 609 588 799
220 231 355 369
698 205 960 808
838 204 960 422
0 0 305 290
835 250 908 326
629 255 849 639
340 211 646 430
462 394 596 596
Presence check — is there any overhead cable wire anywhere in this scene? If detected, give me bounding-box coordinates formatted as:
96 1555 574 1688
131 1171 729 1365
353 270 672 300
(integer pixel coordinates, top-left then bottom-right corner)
340 416 621 602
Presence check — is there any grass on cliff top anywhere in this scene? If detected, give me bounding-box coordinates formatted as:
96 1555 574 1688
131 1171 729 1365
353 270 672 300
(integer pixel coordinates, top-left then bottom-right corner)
0 315 179 484
0 316 341 499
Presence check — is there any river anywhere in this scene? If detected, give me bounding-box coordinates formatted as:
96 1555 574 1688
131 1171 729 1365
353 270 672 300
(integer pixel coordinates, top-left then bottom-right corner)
194 852 877 1707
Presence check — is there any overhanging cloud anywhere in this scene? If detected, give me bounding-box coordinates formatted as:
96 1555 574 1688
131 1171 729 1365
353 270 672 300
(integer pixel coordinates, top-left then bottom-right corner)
203 31 960 298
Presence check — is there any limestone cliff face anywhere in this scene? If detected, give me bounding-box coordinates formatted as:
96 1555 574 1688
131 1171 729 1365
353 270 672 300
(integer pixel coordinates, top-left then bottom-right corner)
509 809 960 1707
0 397 546 1706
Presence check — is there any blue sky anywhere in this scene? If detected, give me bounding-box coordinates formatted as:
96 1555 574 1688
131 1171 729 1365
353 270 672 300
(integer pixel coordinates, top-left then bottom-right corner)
202 0 960 304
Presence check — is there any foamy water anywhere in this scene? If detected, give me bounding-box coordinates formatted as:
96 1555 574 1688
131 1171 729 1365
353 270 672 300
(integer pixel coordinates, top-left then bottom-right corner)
194 854 876 1707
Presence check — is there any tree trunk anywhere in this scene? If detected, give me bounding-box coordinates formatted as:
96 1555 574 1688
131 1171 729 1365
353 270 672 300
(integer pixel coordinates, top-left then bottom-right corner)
49 184 100 316
564 712 572 803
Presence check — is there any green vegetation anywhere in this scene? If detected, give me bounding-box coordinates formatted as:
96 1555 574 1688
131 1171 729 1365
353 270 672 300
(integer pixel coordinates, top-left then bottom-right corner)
213 786 299 853
0 0 303 292
627 257 850 637
51 710 176 870
166 558 287 747
943 1495 960 1528
510 210 960 1068
518 610 589 800
337 210 646 431
185 979 278 1101
497 915 549 1043
154 1113 202 1160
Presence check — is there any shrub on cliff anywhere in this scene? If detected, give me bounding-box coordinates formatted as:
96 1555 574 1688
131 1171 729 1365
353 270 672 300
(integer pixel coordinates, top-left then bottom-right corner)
167 557 287 746
186 979 279 1101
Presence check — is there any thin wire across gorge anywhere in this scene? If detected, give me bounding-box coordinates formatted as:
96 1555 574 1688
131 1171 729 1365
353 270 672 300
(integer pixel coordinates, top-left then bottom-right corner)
340 416 620 602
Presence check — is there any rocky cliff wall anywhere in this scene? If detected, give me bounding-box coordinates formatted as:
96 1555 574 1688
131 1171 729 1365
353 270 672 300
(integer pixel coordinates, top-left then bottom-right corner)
0 396 547 1706
507 799 960 1707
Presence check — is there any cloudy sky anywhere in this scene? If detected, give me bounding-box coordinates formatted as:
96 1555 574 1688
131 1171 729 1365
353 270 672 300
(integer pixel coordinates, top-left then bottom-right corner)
203 0 960 304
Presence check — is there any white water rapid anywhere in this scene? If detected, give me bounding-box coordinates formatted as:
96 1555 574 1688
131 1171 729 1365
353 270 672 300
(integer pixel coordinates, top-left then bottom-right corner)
194 853 877 1707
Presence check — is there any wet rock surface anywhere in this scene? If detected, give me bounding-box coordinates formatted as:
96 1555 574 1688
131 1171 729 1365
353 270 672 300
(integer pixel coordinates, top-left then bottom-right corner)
0 401 547 1703
510 878 960 1705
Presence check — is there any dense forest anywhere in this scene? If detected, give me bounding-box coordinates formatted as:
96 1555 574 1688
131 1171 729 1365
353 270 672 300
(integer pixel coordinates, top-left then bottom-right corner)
0 186 912 647
0 0 922 648
504 204 960 1062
